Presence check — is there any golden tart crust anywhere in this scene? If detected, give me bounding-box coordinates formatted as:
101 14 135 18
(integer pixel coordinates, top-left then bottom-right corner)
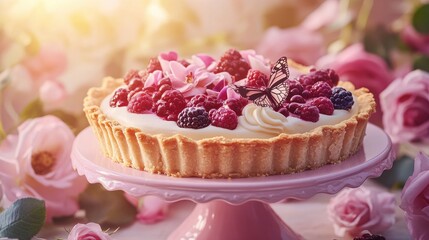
84 77 375 178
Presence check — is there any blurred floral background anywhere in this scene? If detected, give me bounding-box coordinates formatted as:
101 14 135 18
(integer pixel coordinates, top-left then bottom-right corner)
1 0 429 239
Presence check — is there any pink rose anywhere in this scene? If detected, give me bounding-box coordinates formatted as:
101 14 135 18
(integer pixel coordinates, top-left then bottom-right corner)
68 223 111 240
125 194 169 224
257 26 325 65
317 44 394 127
402 25 429 56
39 80 67 111
380 70 429 144
21 44 67 86
327 187 396 237
0 116 87 222
400 152 429 240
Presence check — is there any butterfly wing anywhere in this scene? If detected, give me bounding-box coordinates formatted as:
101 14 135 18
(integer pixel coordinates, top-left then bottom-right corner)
269 82 288 108
268 57 289 88
231 85 266 101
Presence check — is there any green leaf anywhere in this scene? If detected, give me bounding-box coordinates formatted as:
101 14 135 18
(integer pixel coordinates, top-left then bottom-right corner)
412 3 429 34
363 26 400 69
413 55 429 72
0 198 46 240
79 183 137 227
19 98 44 121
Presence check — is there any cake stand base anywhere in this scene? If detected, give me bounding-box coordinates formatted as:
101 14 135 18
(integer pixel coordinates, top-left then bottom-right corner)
169 200 302 240
72 124 394 240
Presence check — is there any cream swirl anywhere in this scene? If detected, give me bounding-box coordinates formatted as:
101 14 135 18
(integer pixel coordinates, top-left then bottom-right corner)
238 102 358 135
239 104 288 135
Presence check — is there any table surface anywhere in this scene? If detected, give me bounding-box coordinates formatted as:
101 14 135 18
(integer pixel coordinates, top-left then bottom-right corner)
38 180 411 240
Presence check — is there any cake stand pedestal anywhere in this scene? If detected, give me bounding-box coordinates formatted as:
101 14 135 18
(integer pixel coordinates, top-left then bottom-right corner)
71 124 395 240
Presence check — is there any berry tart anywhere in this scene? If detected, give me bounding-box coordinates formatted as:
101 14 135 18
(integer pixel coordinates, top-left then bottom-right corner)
84 49 375 178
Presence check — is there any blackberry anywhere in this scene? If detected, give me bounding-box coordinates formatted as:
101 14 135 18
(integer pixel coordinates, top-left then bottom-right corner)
331 87 354 110
177 107 211 129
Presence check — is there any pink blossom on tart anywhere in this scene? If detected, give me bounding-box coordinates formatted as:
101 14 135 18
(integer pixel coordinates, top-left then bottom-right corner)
143 70 164 88
239 49 271 77
158 51 179 73
192 54 215 68
167 61 216 98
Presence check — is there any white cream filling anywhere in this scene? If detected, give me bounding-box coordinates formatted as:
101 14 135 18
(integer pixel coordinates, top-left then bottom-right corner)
101 93 358 140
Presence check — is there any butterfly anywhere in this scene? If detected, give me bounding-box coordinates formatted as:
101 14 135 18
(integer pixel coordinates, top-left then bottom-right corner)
231 57 289 109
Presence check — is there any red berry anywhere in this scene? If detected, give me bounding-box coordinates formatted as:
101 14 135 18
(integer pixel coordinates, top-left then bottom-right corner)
187 94 222 112
277 107 289 117
224 98 248 116
124 69 147 85
209 107 238 130
299 105 319 122
286 102 301 114
154 90 186 121
310 81 332 98
297 68 338 87
147 57 162 73
214 49 250 82
286 80 304 101
157 78 172 88
290 95 305 103
308 97 334 115
127 92 153 113
124 69 139 85
110 88 129 107
128 78 144 91
247 69 269 88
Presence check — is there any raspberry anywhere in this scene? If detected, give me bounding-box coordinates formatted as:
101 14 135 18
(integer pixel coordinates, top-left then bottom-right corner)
124 69 139 85
127 92 153 113
153 78 173 102
331 87 354 110
247 69 269 88
286 80 304 101
298 105 319 122
177 107 211 129
320 68 339 86
308 97 334 115
154 90 186 121
353 233 385 240
209 107 238 130
277 107 289 117
187 94 222 112
110 88 129 107
147 57 162 73
214 49 250 82
286 102 301 114
286 103 319 122
124 69 147 85
224 98 248 116
128 78 144 91
290 95 305 103
297 68 338 87
310 81 332 98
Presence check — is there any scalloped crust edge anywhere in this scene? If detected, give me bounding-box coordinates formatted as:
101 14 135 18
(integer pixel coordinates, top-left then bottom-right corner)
83 77 376 178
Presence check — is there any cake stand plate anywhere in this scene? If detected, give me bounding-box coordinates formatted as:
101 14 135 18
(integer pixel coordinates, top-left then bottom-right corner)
72 124 395 240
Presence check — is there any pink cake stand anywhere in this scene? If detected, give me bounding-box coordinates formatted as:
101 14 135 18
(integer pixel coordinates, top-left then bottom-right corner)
71 124 395 240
